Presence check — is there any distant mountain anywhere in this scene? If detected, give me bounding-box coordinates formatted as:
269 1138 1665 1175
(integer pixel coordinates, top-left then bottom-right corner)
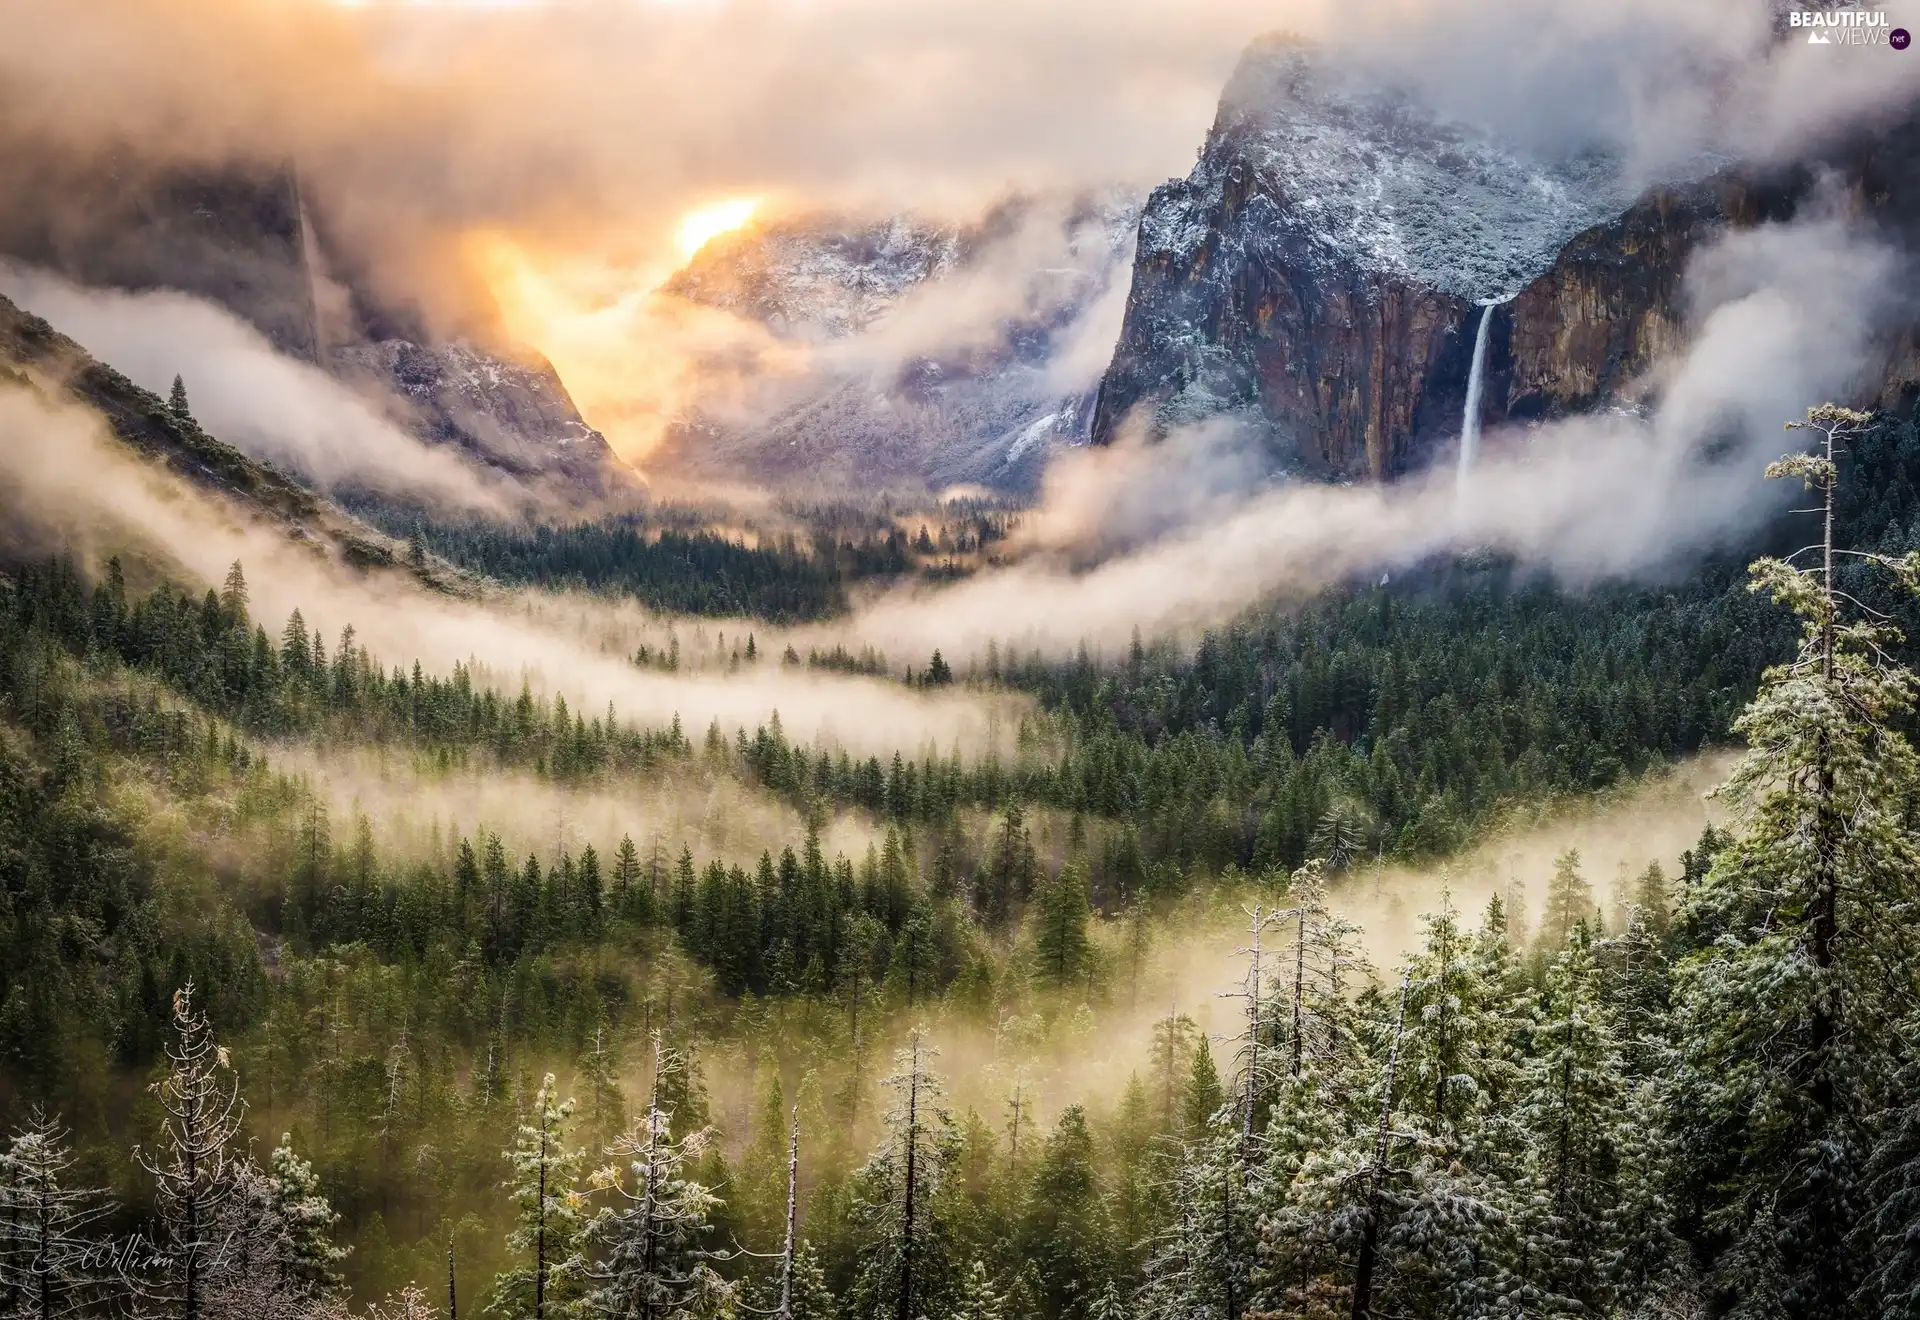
0 160 633 502
1092 35 1920 479
656 193 1139 496
0 290 472 590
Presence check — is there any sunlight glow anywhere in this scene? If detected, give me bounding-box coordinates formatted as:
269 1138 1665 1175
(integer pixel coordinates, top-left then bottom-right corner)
674 197 760 262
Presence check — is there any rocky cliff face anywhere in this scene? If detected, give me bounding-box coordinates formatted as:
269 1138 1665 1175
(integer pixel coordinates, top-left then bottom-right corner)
329 337 629 496
659 194 1136 495
0 160 630 500
1093 36 1919 479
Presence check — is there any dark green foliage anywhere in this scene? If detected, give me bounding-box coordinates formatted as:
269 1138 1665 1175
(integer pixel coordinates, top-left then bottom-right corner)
417 517 850 622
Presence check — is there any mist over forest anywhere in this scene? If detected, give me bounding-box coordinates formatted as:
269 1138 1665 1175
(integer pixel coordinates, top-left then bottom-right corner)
1 3 1919 1320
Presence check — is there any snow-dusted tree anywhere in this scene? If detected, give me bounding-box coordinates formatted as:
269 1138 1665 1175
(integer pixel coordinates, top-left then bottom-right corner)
1262 973 1502 1320
364 1283 441 1320
135 984 249 1320
1268 864 1370 1087
1137 1127 1249 1320
948 1260 1007 1320
0 1108 116 1319
265 1134 347 1302
1510 926 1630 1316
847 1033 958 1320
582 1037 728 1320
1672 407 1920 1318
490 1074 588 1320
1397 892 1506 1147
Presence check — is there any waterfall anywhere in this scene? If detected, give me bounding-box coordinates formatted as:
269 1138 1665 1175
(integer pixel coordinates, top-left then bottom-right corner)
1455 301 1497 489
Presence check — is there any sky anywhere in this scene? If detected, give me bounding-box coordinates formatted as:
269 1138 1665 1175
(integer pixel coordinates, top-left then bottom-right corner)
1 0 1913 466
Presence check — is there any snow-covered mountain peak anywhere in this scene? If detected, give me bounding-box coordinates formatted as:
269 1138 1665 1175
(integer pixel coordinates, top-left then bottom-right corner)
1180 37 1642 302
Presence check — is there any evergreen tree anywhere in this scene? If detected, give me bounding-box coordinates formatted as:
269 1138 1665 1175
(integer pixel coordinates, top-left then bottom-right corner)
847 1034 957 1320
579 1025 627 1153
0 1109 115 1320
1537 850 1594 954
1182 1040 1226 1138
263 1133 347 1304
584 1039 728 1320
1016 1106 1113 1320
490 1074 587 1320
170 374 191 420
135 985 248 1320
1511 926 1630 1316
1672 409 1920 1319
1033 853 1091 989
949 1259 1007 1320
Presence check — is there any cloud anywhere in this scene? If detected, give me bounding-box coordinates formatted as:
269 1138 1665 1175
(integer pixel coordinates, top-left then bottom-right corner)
0 381 1024 758
2 0 1909 471
0 262 518 514
825 212 1904 660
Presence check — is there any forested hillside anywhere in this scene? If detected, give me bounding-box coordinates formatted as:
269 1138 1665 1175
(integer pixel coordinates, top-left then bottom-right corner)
4 407 1920 1320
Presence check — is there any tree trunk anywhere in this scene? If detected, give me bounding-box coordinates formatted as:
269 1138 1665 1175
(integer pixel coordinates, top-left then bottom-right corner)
897 1047 920 1320
1352 975 1409 1320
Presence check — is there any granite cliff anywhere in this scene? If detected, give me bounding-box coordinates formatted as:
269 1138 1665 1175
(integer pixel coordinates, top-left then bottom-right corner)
1092 37 1920 480
0 160 631 500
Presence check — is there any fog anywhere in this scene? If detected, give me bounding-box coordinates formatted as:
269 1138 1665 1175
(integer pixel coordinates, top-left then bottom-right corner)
0 262 518 514
0 383 1023 758
824 211 1906 661
685 755 1729 1151
272 743 882 878
6 0 1909 470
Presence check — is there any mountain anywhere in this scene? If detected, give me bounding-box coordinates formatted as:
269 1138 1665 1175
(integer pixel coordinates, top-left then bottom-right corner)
1092 36 1920 479
329 337 620 492
0 159 632 500
0 290 472 589
656 194 1138 496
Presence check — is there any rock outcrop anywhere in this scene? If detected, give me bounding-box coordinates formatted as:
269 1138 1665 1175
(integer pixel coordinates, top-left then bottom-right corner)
0 160 631 500
1093 36 1919 479
330 337 627 496
660 194 1137 495
0 290 476 591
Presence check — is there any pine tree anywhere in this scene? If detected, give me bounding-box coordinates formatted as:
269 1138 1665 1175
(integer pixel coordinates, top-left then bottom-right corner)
1148 1013 1198 1138
1033 853 1090 989
584 1039 728 1320
1537 850 1594 954
135 985 248 1320
579 1025 627 1153
490 1074 587 1320
219 561 249 627
1512 926 1629 1316
1398 893 1504 1148
1182 1039 1226 1138
1673 408 1920 1319
169 374 191 420
737 1071 791 1252
0 1109 115 1320
1016 1106 1113 1320
847 1034 957 1320
263 1133 347 1303
949 1260 1007 1320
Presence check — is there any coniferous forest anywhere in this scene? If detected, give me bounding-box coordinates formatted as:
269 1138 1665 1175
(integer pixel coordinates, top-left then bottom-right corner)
6 403 1920 1320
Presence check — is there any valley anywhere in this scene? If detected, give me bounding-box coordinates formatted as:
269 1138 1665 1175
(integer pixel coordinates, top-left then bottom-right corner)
0 3 1918 1320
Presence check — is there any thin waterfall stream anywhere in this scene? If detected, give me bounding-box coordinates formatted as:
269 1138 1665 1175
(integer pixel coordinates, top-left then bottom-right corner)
1455 300 1502 489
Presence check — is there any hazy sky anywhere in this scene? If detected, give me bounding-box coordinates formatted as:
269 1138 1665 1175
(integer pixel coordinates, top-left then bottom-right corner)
4 0 1912 459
